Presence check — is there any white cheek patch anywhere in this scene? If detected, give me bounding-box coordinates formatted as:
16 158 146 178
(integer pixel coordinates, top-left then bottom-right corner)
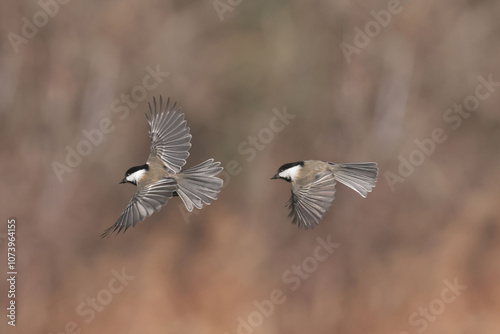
279 165 302 180
127 169 146 183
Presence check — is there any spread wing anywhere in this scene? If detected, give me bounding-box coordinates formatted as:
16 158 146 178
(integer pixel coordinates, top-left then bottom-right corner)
147 96 192 173
287 172 337 229
101 178 176 237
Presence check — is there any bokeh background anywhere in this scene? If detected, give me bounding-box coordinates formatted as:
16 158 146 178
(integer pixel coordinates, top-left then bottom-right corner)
1 0 500 333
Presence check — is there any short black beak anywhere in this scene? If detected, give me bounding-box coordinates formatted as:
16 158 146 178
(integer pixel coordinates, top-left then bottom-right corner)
120 178 127 184
271 174 279 180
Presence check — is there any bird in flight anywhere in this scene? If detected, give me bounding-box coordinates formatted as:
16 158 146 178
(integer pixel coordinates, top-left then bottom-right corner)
271 160 378 228
101 96 223 237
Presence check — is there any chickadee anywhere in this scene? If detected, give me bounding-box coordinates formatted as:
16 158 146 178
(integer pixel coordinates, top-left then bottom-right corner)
101 96 223 237
271 160 378 229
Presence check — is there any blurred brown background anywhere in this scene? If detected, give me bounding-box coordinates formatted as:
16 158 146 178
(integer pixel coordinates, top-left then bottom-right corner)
1 0 500 333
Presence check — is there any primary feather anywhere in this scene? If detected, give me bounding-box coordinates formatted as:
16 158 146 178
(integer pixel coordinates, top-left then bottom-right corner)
147 96 192 174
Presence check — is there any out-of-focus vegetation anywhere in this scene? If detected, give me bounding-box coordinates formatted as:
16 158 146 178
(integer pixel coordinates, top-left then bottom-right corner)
1 0 500 333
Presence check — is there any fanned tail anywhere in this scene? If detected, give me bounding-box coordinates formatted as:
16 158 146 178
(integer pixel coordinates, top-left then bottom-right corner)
330 162 378 198
175 159 224 212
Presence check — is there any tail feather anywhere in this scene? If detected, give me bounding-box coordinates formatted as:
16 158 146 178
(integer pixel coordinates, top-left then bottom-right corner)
176 159 223 212
331 162 378 198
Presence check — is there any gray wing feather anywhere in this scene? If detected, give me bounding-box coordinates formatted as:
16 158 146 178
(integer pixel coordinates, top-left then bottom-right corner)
147 96 192 173
101 178 176 237
287 172 337 229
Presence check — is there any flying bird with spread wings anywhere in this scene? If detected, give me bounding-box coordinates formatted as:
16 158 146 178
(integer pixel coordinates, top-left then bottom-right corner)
101 96 223 237
271 160 378 228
